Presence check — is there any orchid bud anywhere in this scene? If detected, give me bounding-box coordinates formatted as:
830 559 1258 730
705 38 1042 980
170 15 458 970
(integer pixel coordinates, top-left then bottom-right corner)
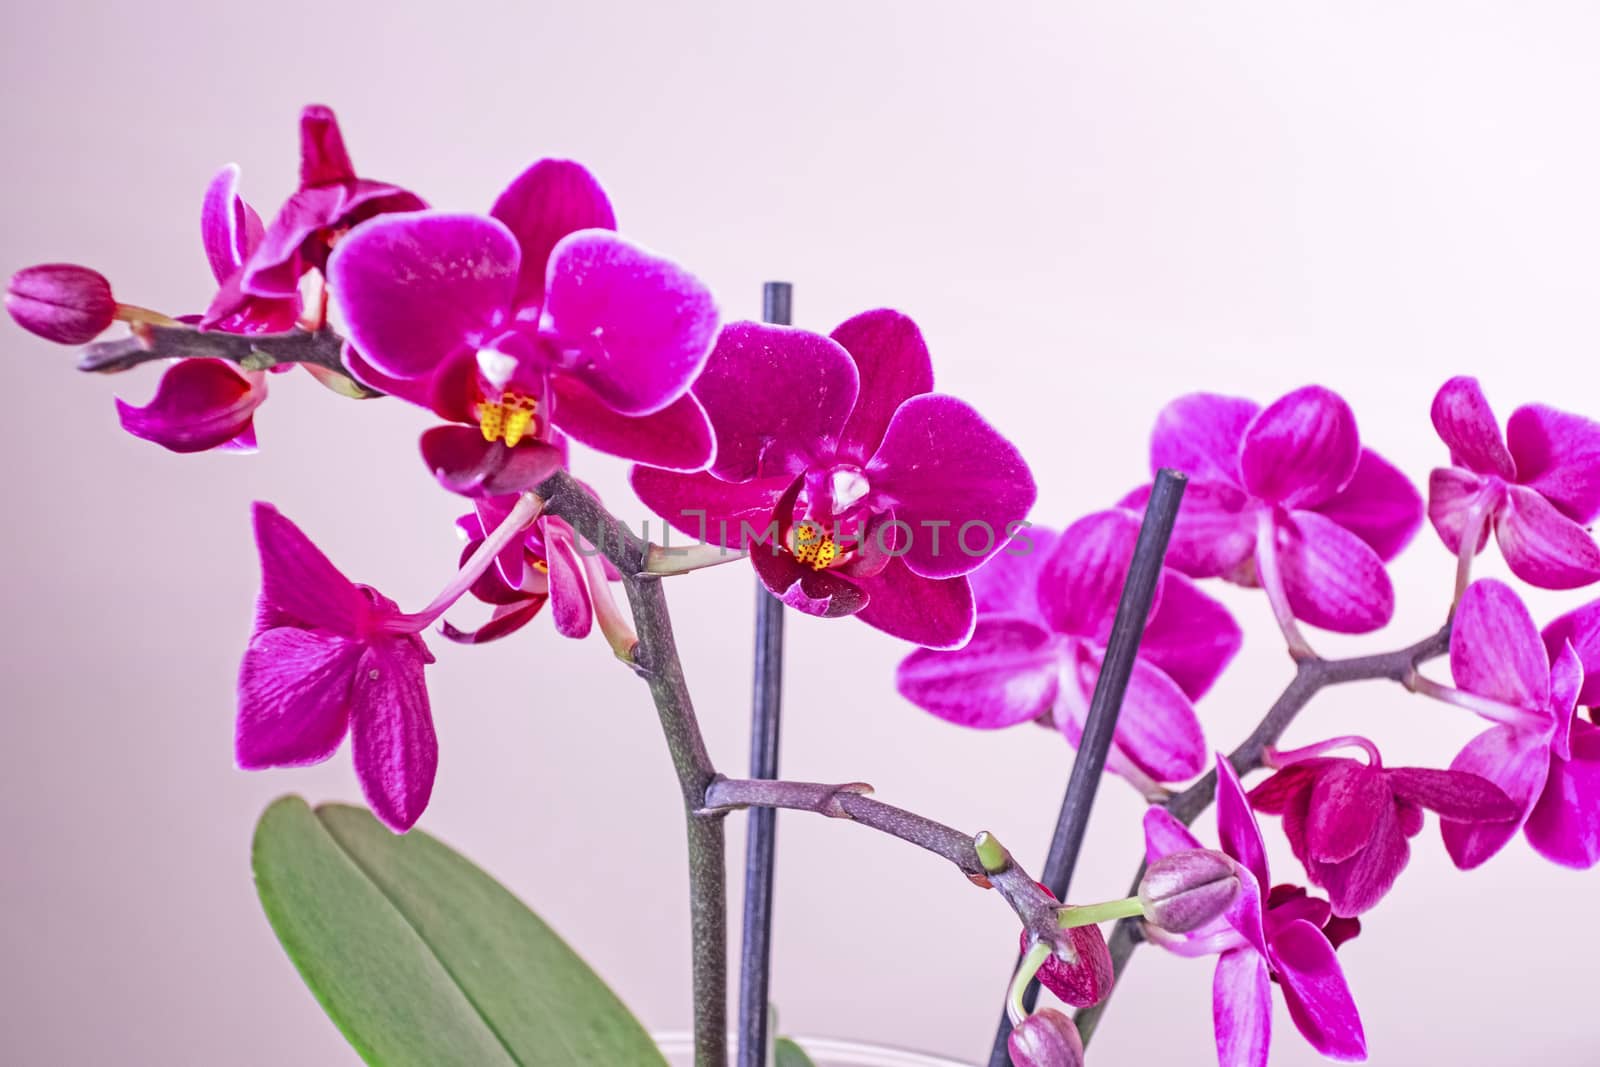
5 263 116 344
1008 1008 1085 1067
1138 847 1241 933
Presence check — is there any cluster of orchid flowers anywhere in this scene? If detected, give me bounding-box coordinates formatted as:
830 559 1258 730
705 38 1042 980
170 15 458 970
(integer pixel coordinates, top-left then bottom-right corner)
10 105 1600 1067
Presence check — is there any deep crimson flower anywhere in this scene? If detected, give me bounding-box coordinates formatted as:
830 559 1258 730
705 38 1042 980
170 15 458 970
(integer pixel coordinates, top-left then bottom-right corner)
631 310 1035 647
1144 754 1366 1066
1127 387 1422 635
235 105 425 303
5 263 115 343
1428 376 1600 589
329 159 718 494
236 504 440 831
1015 883 1115 1009
896 510 1240 787
441 486 622 646
1432 579 1598 869
1250 744 1516 916
118 166 297 453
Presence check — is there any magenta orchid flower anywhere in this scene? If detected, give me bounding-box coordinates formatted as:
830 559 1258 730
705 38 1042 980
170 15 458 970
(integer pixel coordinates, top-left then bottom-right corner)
235 105 425 303
237 496 539 831
442 488 624 648
1128 387 1422 640
630 310 1035 648
1428 377 1600 589
1426 579 1598 869
1144 754 1366 1066
896 510 1241 788
329 159 719 494
1250 740 1516 916
117 165 302 453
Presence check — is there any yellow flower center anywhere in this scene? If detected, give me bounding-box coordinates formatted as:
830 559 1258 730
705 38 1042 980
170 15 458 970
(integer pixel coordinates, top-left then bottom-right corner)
478 390 539 447
791 521 840 571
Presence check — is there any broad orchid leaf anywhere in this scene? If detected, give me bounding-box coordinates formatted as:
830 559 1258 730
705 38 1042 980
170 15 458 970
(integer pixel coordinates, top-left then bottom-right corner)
774 1037 818 1067
252 796 666 1066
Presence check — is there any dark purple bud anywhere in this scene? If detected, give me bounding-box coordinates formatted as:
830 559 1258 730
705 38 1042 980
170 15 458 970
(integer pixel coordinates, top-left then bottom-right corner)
5 263 116 343
1009 1008 1085 1067
1139 847 1241 933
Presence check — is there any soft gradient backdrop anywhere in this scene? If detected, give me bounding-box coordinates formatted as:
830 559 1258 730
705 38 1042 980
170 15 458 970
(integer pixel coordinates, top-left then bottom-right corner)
4 2 1598 1064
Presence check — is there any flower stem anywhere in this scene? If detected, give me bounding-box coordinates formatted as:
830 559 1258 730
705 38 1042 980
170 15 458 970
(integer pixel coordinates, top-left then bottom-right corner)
1058 898 1145 928
1008 943 1053 1027
1071 622 1452 1047
1254 508 1316 660
1406 670 1546 730
388 493 545 631
77 323 378 396
645 542 750 576
1453 492 1495 607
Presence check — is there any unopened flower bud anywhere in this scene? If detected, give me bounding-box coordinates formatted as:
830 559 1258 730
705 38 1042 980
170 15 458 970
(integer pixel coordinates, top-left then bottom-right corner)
1009 1008 1085 1067
5 263 116 344
1139 847 1241 933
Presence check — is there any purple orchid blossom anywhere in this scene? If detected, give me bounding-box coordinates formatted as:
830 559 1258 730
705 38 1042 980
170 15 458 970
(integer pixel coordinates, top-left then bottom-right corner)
1144 754 1366 1067
1428 376 1600 590
630 310 1035 648
442 487 626 650
896 510 1241 789
328 159 719 495
1419 579 1599 869
1250 738 1516 916
234 105 425 304
118 165 301 453
237 496 540 832
1127 387 1422 648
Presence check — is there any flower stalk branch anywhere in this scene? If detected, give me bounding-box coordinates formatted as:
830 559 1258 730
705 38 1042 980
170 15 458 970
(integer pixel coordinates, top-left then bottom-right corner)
1072 621 1452 1045
78 323 377 396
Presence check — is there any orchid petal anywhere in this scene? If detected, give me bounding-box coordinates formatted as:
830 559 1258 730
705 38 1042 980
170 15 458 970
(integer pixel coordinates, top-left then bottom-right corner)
419 427 564 499
544 527 593 639
349 640 437 833
1311 797 1409 917
1495 484 1600 589
327 211 518 380
695 322 858 482
1549 641 1583 762
1450 578 1550 710
1426 466 1492 556
1305 762 1388 864
1525 720 1600 868
1269 919 1367 1061
1239 386 1360 509
1506 403 1600 523
542 231 718 417
1310 448 1423 562
201 164 261 282
1542 597 1600 706
1131 480 1256 578
489 159 615 309
867 394 1036 580
1386 767 1519 823
1034 510 1148 642
1035 922 1115 1008
967 527 1058 619
1216 754 1270 893
1144 806 1205 862
116 359 266 455
235 628 358 769
896 616 1058 726
630 466 791 549
829 309 935 461
1247 762 1327 815
1138 571 1242 701
298 104 356 187
1212 947 1272 1067
1276 510 1395 633
856 557 975 649
1430 376 1515 479
251 503 367 634
1149 393 1257 485
1441 725 1551 869
1060 645 1207 783
750 544 867 619
440 598 545 645
550 376 713 471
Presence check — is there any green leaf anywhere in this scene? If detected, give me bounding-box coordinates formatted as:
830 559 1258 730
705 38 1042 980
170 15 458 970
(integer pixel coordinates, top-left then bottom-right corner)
775 1037 818 1067
252 796 667 1067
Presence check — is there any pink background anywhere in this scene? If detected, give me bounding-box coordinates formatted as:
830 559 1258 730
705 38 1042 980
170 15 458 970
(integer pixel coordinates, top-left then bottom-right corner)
4 3 1599 1063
